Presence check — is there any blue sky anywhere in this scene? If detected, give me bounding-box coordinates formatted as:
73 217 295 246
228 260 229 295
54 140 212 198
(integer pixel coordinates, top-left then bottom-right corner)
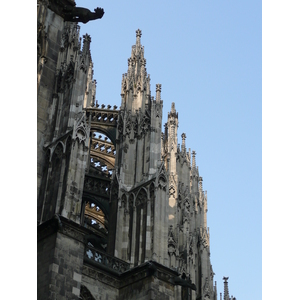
75 1 262 299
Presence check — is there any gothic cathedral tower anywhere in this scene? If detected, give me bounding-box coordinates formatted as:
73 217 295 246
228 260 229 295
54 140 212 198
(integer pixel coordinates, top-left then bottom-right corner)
37 0 223 295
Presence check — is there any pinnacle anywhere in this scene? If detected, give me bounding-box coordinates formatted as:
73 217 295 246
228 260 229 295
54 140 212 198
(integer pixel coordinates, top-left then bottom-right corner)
136 28 142 46
171 102 176 113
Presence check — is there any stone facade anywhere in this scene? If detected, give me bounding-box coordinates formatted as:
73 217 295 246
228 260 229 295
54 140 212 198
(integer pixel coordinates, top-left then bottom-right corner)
37 1 235 299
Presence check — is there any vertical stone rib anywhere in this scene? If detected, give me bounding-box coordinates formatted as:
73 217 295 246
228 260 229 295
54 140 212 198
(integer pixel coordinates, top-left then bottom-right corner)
138 207 143 264
145 199 151 260
134 206 141 266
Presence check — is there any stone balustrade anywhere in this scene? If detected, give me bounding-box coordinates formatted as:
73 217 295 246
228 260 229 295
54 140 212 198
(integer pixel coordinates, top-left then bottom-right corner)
84 244 130 273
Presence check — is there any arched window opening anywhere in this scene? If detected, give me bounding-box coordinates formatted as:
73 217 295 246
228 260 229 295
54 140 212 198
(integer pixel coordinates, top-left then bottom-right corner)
83 201 108 234
79 285 96 300
89 131 115 178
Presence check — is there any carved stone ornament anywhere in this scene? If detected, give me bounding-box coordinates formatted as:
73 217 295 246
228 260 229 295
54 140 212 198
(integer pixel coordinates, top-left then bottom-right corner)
177 195 182 209
156 107 161 118
140 114 151 135
53 143 63 160
121 194 127 208
203 277 212 298
188 236 194 257
168 225 177 256
37 21 47 60
61 226 85 243
56 60 75 93
158 175 167 190
117 115 124 134
136 189 147 207
133 117 138 137
198 228 209 249
125 112 132 136
169 185 175 198
76 129 86 143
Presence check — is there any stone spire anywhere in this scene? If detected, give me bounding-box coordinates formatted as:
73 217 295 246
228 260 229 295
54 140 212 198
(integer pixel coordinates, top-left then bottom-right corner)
120 29 150 113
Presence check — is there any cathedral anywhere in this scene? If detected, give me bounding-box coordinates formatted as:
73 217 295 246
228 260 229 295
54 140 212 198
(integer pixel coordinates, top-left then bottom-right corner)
37 1 235 299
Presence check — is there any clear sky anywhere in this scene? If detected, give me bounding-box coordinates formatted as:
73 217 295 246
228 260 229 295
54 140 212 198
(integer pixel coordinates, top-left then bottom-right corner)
75 1 262 299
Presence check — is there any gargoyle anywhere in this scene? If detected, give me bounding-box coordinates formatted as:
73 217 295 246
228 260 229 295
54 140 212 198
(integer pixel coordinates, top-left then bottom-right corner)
63 6 104 24
172 276 197 291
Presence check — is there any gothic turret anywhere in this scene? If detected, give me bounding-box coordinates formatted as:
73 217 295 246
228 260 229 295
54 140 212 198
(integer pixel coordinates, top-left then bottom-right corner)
108 30 168 268
120 29 151 113
115 29 162 186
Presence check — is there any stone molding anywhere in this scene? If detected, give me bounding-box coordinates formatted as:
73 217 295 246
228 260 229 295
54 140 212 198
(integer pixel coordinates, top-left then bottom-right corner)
82 259 179 290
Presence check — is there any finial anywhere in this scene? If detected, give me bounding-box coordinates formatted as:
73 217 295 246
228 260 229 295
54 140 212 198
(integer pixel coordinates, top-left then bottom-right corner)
171 102 176 113
192 150 196 168
136 29 142 46
181 133 186 152
136 28 142 38
156 84 162 103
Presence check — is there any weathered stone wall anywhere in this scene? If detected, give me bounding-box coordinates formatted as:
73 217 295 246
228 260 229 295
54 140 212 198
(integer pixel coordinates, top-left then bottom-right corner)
81 265 119 300
37 3 65 195
120 275 176 300
37 228 86 300
49 232 85 299
37 232 57 299
81 259 182 300
37 1 93 225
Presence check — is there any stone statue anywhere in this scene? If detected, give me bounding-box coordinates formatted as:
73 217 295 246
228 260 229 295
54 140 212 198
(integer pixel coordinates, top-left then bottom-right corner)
63 6 104 24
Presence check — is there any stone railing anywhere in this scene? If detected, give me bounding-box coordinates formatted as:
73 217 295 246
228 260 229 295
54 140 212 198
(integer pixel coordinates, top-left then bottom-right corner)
86 105 119 127
84 244 130 273
83 173 111 195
